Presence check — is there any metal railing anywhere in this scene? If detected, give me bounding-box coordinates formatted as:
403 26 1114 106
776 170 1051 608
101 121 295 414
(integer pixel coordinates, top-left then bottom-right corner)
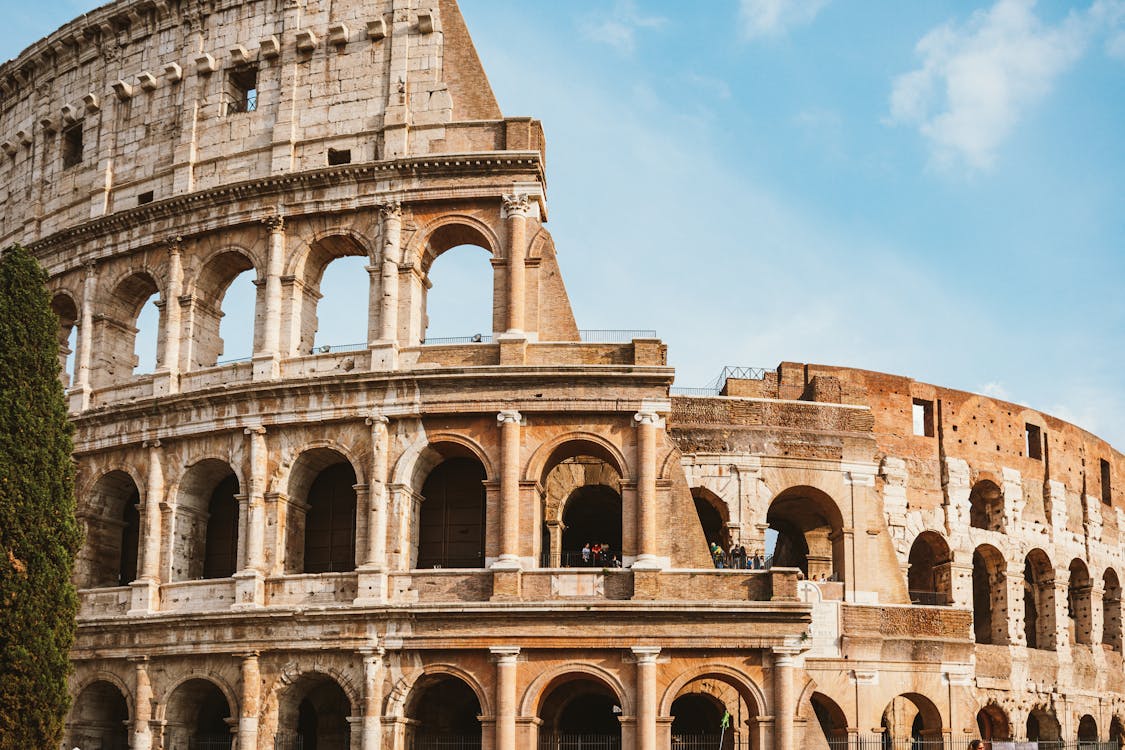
670 386 723 397
715 365 768 383
671 733 742 750
422 334 492 345
538 734 621 750
216 354 253 365
578 329 656 342
309 342 367 354
273 732 305 750
822 737 1122 750
540 551 623 568
412 736 483 750
189 737 233 750
908 590 952 606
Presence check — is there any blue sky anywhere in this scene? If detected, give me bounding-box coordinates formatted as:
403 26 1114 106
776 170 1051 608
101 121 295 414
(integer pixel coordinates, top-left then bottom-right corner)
5 0 1124 447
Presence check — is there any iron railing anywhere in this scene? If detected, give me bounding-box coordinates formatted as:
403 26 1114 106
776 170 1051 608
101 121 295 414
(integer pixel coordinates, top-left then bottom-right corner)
422 334 492 345
309 342 367 354
412 735 483 750
189 737 233 750
216 354 253 365
538 734 621 750
539 551 623 568
670 386 723 397
578 329 656 342
273 732 305 750
671 733 744 750
672 366 771 397
822 737 1121 750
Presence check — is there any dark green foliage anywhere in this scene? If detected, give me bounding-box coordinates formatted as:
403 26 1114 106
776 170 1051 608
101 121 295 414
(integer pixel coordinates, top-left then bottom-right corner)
0 244 81 749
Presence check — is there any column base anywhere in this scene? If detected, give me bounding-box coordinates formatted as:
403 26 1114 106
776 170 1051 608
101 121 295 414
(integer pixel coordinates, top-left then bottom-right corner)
368 341 399 371
232 569 265 610
252 353 280 381
490 555 522 571
127 578 160 616
631 554 667 570
491 568 522 601
496 334 527 365
354 565 389 605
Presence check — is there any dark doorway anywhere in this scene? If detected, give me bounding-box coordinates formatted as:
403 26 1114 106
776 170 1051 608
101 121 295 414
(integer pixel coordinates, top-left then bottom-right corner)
418 458 486 568
538 678 621 750
409 676 482 750
560 485 623 562
203 474 239 578
304 463 357 573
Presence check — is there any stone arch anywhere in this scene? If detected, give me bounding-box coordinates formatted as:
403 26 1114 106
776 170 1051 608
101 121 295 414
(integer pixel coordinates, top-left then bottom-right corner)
272 669 356 750
416 449 489 569
803 690 849 745
880 693 944 742
525 432 632 485
972 543 1009 645
393 432 496 489
185 246 259 369
275 439 367 497
1109 714 1125 743
522 662 631 718
1078 714 1099 742
388 663 493 719
171 457 241 581
1069 558 1094 645
692 487 732 558
969 479 1005 532
50 290 79 385
411 214 501 269
1024 548 1057 650
283 445 362 574
526 226 552 260
975 701 1011 742
66 678 132 750
532 670 628 739
659 664 769 718
663 666 767 750
1103 567 1122 651
158 671 240 719
1026 706 1061 742
77 469 143 588
906 530 953 606
767 486 846 581
93 268 163 386
286 231 372 356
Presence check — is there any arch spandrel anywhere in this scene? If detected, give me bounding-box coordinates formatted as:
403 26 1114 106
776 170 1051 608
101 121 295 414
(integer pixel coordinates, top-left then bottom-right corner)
407 212 502 271
386 663 493 719
518 662 631 718
658 663 769 718
523 431 632 486
271 440 368 499
155 672 241 722
390 431 496 489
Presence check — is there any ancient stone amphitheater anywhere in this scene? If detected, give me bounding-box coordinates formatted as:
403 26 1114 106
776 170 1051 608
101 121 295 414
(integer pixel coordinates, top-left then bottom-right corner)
2 1 1122 749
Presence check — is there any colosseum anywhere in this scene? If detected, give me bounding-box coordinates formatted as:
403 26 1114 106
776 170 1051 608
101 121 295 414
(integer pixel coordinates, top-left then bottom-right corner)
1 0 1122 749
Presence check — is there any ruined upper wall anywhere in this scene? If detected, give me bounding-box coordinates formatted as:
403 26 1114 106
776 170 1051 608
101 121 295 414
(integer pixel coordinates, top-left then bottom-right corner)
0 0 536 248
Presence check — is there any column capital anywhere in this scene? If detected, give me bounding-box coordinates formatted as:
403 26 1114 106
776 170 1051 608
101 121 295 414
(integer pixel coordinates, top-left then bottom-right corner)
501 193 532 218
234 650 260 660
83 258 99 275
366 413 390 427
244 424 267 436
630 646 661 663
771 647 802 667
634 410 663 427
379 200 403 220
497 410 523 425
165 235 183 254
261 214 284 232
142 438 163 450
490 645 521 663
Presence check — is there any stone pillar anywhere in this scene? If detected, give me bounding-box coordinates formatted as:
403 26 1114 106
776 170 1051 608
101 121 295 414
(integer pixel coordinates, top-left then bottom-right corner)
237 652 261 750
255 215 285 380
632 646 660 750
362 648 387 750
377 201 402 346
155 237 183 395
70 260 97 411
502 194 530 334
132 658 153 750
358 415 391 603
130 440 164 613
1006 565 1027 646
494 411 522 569
773 649 797 750
633 411 662 569
492 646 521 750
234 426 267 609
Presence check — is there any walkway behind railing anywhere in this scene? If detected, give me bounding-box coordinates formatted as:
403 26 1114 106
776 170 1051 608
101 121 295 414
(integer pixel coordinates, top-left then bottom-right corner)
538 734 621 750
537 550 772 570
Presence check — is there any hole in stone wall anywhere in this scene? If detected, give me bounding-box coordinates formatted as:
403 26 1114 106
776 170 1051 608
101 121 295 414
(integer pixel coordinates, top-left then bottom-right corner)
912 398 934 437
1025 424 1042 460
328 148 351 165
137 190 154 205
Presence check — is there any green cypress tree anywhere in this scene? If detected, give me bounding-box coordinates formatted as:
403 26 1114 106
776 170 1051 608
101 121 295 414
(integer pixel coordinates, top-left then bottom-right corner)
0 244 81 749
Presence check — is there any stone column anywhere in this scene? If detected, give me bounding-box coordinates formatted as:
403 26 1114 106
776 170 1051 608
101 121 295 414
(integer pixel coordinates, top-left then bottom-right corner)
633 411 661 569
357 415 391 603
361 648 387 750
131 658 154 750
70 260 97 411
378 201 403 344
155 237 183 395
237 652 261 750
130 440 164 614
492 646 520 750
632 647 660 750
502 194 531 334
255 215 285 380
773 648 797 750
494 411 523 569
1006 565 1027 646
235 426 267 609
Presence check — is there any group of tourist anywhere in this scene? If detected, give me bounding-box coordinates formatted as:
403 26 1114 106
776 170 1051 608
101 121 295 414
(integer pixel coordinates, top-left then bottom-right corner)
709 541 767 570
579 542 622 568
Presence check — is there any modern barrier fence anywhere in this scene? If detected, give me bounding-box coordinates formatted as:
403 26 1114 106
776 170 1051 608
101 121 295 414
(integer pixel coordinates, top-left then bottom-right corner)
419 330 659 346
825 737 1121 750
412 736 484 750
538 734 622 750
188 737 233 750
537 551 773 570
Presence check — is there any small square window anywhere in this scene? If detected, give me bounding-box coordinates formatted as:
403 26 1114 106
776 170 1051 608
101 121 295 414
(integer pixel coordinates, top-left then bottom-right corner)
225 67 258 115
912 398 934 437
1102 459 1113 505
62 123 83 168
327 148 352 166
138 191 154 205
1026 423 1043 460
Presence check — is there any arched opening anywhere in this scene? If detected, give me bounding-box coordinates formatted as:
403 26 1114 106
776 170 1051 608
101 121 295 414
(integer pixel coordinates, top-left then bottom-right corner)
806 692 848 749
1105 568 1123 652
539 443 624 568
418 457 487 569
972 545 1008 645
418 224 497 344
66 680 129 750
1026 708 1061 743
879 694 942 747
276 674 352 750
1079 715 1099 743
78 471 142 588
163 678 233 750
692 489 731 567
406 674 482 750
285 449 358 574
422 244 495 342
969 480 1004 532
538 676 622 750
294 234 369 356
1108 715 1124 745
976 703 1011 743
767 487 844 582
907 531 952 606
172 460 240 581
95 272 162 387
190 250 257 368
667 673 761 750
1069 558 1094 645
1024 550 1056 650
51 292 78 387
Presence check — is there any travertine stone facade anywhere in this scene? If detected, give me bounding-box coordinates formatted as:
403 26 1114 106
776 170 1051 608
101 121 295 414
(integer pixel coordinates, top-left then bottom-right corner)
3 1 1123 749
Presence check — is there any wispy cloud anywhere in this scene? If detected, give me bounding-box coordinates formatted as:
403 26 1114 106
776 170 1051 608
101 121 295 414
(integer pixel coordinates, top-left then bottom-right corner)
578 0 666 55
739 0 830 40
889 0 1125 172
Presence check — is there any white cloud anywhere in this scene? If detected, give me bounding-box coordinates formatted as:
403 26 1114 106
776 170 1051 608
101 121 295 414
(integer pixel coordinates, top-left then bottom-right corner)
739 0 830 40
889 0 1091 171
578 0 666 55
979 381 1013 401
